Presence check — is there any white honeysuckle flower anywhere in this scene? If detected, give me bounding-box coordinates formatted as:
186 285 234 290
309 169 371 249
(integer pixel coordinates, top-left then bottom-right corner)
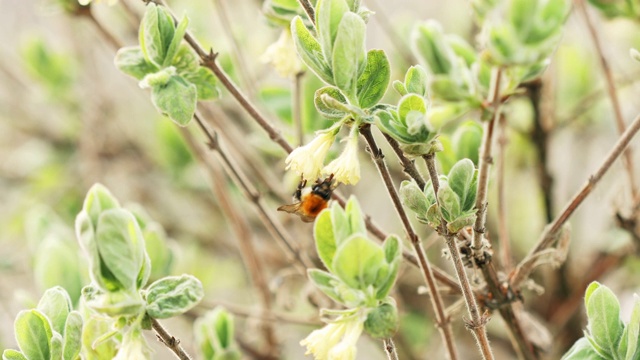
261 28 303 78
286 130 337 180
300 315 364 360
323 136 360 185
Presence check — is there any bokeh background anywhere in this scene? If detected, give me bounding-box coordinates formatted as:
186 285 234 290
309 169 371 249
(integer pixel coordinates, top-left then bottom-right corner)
1 0 640 358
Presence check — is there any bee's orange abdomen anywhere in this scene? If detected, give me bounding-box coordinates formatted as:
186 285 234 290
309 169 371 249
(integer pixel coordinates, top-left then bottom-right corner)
300 194 329 218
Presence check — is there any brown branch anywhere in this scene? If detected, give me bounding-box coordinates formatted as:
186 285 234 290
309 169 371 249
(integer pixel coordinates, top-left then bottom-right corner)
151 318 193 360
512 111 640 287
472 67 502 261
578 0 638 199
423 154 494 360
297 0 316 25
361 125 459 360
383 133 427 189
384 338 400 360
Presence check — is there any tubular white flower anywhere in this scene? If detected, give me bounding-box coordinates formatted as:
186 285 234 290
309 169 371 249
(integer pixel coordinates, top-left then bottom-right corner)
261 29 303 78
300 315 364 360
286 130 336 180
323 136 360 185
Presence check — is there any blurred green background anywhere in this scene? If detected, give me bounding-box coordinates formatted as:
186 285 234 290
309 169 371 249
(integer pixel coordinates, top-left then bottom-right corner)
1 0 640 358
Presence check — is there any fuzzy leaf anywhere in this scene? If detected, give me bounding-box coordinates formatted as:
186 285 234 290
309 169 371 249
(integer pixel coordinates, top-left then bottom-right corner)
345 196 366 236
36 286 72 335
404 65 428 96
316 0 350 61
307 269 345 303
561 337 603 359
448 159 477 211
331 12 366 100
585 282 624 357
162 14 189 67
114 46 159 81
139 3 176 67
314 209 337 272
15 310 52 360
356 49 390 108
314 86 349 119
182 67 220 101
62 311 83 360
291 16 334 84
2 350 27 360
332 234 384 290
150 75 197 126
145 274 204 319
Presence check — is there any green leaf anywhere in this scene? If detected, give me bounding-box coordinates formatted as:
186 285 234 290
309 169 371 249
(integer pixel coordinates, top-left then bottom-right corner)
139 3 176 67
398 94 427 123
291 16 334 84
330 201 351 246
163 14 189 67
50 332 63 360
562 337 603 360
624 294 640 360
182 67 220 101
404 65 428 96
15 310 52 360
314 86 349 119
150 75 198 126
307 269 345 303
448 159 477 211
171 45 199 74
452 121 482 166
399 180 430 219
145 274 204 319
332 234 384 290
392 80 407 96
345 196 366 236
356 49 390 108
413 21 454 75
314 209 337 272
437 185 461 223
316 0 350 61
585 282 625 357
36 286 72 335
446 210 476 233
62 311 82 360
114 46 159 81
364 301 398 339
375 236 401 299
331 12 366 101
2 350 27 360
81 183 121 229
95 209 146 291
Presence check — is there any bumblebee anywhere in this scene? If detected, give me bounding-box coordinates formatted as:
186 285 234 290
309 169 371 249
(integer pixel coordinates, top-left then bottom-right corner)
277 175 335 222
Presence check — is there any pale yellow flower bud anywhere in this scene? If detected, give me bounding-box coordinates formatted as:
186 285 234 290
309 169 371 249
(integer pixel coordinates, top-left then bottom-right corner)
323 136 361 185
286 130 336 180
261 29 303 78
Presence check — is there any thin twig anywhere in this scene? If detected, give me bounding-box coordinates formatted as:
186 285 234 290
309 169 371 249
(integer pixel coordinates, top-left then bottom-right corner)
423 154 494 360
181 128 279 354
83 9 124 49
472 67 502 261
512 112 640 287
361 125 459 360
383 133 426 189
578 0 638 199
384 338 400 360
151 318 193 360
296 0 316 25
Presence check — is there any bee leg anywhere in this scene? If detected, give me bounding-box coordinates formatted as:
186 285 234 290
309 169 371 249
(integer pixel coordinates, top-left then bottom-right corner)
294 177 307 201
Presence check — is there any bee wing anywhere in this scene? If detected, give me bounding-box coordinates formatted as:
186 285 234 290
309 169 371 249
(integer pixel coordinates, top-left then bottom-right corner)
277 202 316 223
277 203 302 214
